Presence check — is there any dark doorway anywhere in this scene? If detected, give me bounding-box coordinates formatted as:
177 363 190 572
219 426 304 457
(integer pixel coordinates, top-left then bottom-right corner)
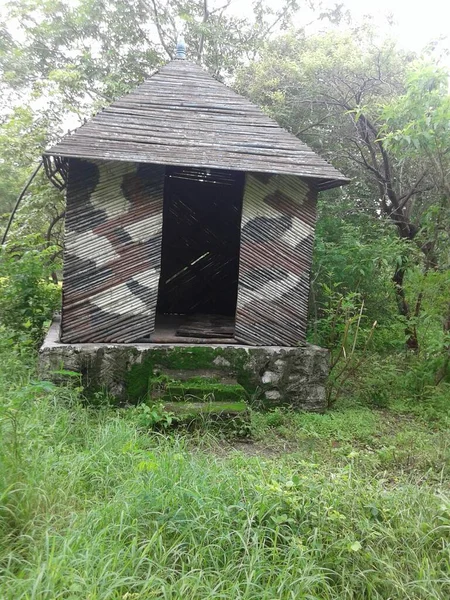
155 166 245 341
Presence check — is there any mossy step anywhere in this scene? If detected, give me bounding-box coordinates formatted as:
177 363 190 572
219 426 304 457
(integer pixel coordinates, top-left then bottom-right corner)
154 367 238 385
163 400 250 433
151 381 247 403
125 346 261 404
164 401 248 416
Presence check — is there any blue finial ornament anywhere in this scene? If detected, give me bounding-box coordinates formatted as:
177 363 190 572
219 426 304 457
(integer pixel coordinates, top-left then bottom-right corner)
176 37 186 60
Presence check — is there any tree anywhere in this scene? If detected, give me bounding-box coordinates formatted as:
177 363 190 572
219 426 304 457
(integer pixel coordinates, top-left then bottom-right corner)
0 0 302 115
236 29 449 349
382 63 450 377
0 0 304 247
381 62 450 267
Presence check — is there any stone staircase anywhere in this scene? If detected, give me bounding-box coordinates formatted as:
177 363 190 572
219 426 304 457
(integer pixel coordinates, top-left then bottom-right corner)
149 367 249 427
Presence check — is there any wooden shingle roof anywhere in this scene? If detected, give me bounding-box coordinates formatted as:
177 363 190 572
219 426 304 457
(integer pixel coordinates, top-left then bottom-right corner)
44 59 349 190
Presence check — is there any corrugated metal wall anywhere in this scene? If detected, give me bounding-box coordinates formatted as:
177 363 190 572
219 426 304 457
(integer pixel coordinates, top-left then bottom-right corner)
61 158 165 343
235 173 317 346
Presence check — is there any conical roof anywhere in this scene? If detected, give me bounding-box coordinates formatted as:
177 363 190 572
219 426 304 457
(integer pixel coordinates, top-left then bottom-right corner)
44 59 349 190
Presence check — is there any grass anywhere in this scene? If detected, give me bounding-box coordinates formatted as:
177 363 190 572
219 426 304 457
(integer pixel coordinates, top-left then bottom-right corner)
1 341 450 599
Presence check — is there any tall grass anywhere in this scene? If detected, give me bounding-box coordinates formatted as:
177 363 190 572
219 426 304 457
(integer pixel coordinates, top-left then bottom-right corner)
1 337 449 599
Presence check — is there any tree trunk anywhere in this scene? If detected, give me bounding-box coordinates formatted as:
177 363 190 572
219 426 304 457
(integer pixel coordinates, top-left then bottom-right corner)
392 263 419 350
435 301 450 384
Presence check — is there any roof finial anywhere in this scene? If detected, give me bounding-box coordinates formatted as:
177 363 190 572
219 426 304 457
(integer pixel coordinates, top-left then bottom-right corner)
176 37 186 60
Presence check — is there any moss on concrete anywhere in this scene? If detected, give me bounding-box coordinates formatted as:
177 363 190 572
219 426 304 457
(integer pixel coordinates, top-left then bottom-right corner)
157 382 247 403
164 401 248 415
126 347 261 403
153 347 220 370
40 318 330 411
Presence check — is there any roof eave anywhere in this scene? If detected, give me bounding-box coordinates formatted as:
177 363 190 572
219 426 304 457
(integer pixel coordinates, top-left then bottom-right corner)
312 176 351 191
42 149 349 190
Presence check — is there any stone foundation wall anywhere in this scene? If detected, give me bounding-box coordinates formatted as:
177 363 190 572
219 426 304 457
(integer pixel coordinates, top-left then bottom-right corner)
39 319 329 412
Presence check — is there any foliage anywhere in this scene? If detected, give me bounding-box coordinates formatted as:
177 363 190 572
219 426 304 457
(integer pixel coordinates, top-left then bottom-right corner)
316 290 377 406
0 238 61 343
235 28 411 191
380 62 450 271
310 194 405 345
130 402 174 430
0 0 302 118
351 351 449 423
311 261 450 409
0 107 65 252
0 107 55 215
238 30 450 350
382 63 450 181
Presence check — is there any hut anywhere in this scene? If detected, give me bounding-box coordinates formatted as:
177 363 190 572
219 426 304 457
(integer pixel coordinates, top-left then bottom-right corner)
42 45 348 369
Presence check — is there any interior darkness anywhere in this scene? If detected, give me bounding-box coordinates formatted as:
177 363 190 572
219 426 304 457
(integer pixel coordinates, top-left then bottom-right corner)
156 166 245 320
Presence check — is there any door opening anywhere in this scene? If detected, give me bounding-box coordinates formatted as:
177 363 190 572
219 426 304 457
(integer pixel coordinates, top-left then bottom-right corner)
153 166 245 343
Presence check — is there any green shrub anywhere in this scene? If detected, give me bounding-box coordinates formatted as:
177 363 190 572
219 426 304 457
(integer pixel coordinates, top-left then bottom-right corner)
0 238 61 344
309 207 403 348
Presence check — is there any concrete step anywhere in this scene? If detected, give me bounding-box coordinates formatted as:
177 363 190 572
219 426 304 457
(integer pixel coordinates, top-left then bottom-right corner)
163 400 250 431
151 375 250 429
164 400 248 416
151 379 247 404
153 367 238 385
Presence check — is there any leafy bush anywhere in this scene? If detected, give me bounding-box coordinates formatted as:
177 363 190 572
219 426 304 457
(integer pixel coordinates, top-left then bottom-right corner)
310 202 404 348
130 402 174 429
0 238 61 344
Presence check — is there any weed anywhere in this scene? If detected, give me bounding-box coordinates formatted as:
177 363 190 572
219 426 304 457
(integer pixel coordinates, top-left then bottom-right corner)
129 402 174 430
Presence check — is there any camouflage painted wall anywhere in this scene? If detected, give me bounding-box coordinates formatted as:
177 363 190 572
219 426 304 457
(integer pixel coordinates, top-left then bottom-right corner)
235 173 317 346
61 158 165 343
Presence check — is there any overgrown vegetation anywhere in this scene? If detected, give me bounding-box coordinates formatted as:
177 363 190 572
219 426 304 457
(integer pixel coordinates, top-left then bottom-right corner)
0 237 60 344
0 0 449 597
1 341 449 599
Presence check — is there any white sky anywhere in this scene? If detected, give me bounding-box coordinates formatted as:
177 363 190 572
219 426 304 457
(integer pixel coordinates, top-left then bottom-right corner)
232 0 450 62
320 0 449 53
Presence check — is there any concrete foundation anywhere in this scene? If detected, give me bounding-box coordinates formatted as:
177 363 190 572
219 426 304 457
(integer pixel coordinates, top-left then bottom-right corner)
39 317 330 412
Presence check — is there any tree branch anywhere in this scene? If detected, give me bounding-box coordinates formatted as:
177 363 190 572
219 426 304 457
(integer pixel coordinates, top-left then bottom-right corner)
198 0 209 63
149 0 173 59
